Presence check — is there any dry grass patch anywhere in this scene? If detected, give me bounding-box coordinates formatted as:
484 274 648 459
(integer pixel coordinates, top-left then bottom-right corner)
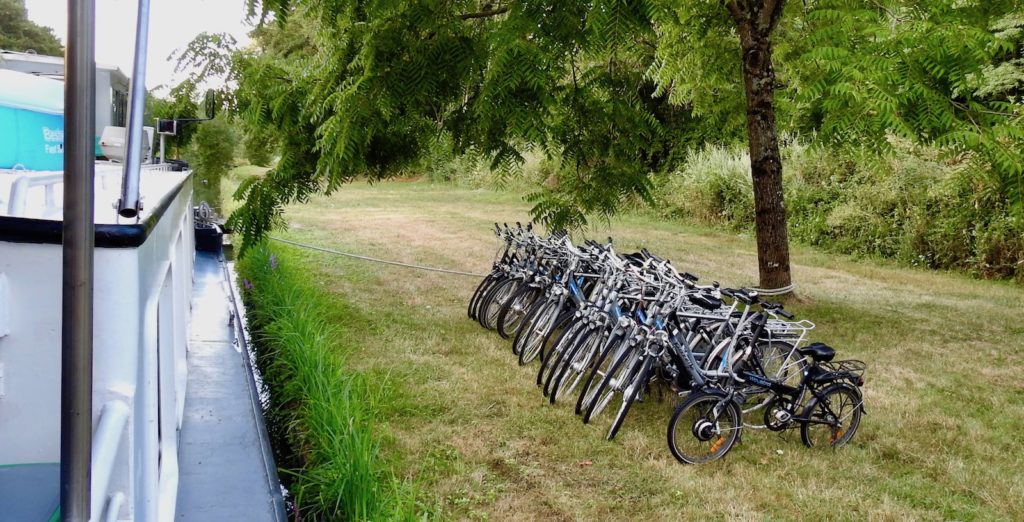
253 180 1023 520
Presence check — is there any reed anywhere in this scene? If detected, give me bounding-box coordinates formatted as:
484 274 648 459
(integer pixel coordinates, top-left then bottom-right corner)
238 245 425 521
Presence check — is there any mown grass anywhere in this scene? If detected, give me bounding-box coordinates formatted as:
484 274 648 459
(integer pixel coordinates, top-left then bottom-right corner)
237 178 1024 520
237 245 427 521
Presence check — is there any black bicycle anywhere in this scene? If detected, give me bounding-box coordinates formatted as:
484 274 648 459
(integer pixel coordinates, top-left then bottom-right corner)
667 338 865 464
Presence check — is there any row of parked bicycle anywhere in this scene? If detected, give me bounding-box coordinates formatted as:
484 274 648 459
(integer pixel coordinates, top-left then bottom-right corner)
468 223 866 464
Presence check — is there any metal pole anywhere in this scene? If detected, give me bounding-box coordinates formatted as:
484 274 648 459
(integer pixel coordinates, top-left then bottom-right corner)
160 133 166 165
117 0 152 218
62 0 96 519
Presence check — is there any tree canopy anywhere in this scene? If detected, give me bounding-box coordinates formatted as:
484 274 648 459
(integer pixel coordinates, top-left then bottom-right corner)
215 1 1022 268
0 0 63 56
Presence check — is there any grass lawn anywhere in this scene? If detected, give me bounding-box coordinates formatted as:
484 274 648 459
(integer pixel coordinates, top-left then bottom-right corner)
238 177 1024 520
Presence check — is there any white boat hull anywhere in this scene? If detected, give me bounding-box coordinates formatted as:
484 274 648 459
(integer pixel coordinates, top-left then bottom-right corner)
0 171 193 521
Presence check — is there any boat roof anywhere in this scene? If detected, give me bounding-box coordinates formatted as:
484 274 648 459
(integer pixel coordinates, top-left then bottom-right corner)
0 49 128 86
0 69 63 115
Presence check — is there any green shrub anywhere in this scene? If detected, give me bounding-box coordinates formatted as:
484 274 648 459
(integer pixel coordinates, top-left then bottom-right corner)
420 134 1023 282
653 141 1024 282
238 245 425 520
187 116 239 212
243 125 277 167
419 134 557 190
655 145 754 230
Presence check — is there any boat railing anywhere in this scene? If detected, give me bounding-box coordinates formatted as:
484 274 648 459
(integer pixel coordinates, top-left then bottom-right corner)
6 171 62 217
4 163 174 218
90 399 130 519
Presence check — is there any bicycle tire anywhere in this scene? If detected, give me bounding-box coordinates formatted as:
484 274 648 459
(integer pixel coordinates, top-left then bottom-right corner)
549 325 604 404
513 298 555 356
667 391 742 464
582 342 641 424
545 323 598 400
800 383 863 449
575 329 627 415
479 277 519 330
606 355 653 440
539 319 588 393
497 285 542 339
468 272 500 320
524 307 575 366
511 297 552 355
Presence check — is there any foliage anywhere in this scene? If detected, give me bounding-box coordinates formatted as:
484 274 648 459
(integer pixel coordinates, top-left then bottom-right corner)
186 115 238 211
172 0 1024 261
654 145 754 230
655 141 1024 281
242 123 278 166
170 32 240 115
147 32 245 160
0 0 62 56
145 86 201 158
186 115 238 180
787 0 1024 210
221 1 702 251
238 245 425 520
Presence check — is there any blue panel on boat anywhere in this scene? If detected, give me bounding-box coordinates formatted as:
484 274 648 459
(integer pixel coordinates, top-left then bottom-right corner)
0 106 65 170
0 70 65 170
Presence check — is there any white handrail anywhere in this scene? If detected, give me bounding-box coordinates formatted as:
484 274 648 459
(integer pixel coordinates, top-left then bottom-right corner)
103 492 125 522
4 164 174 218
90 399 130 519
6 172 64 216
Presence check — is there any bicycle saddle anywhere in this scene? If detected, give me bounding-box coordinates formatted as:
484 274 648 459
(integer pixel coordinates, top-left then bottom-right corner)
688 293 721 311
621 252 647 267
798 342 836 362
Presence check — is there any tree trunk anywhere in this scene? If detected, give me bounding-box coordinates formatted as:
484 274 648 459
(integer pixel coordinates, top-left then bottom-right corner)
729 1 792 292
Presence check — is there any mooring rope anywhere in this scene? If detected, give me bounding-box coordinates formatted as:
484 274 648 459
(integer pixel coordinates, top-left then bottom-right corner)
749 283 797 296
269 236 489 278
269 236 796 294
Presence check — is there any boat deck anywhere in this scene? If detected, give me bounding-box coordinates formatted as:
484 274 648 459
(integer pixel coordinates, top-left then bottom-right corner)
175 251 286 521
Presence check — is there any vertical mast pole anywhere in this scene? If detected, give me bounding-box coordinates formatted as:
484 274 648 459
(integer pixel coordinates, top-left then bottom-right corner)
61 0 96 520
117 0 152 218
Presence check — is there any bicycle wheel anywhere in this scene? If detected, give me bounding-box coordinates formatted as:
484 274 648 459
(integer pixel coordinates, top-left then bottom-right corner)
667 392 742 464
548 325 602 402
551 327 606 404
606 355 653 440
479 277 519 330
800 384 863 449
575 330 627 415
582 343 641 424
468 272 500 320
524 308 574 367
538 319 587 392
497 285 542 339
514 299 558 359
755 340 803 386
511 297 549 355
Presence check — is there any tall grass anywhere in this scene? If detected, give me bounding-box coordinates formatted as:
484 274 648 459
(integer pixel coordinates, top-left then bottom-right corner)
653 140 1024 281
237 245 426 521
415 138 1024 282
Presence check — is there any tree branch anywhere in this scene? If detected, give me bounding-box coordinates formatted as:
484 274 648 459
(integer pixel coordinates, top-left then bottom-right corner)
459 7 509 20
951 99 1017 118
766 0 787 33
724 0 747 26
